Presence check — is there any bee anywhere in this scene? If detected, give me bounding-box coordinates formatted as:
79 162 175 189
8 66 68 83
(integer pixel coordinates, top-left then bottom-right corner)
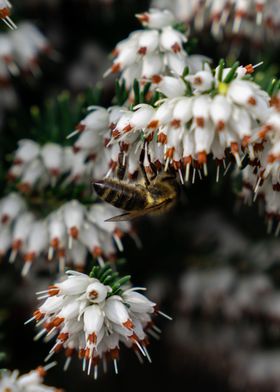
93 147 180 222
93 171 180 222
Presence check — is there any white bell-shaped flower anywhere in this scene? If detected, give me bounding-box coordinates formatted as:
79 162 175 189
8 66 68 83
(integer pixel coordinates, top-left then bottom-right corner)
14 139 40 163
0 192 26 224
63 200 85 239
41 143 63 176
136 9 175 29
86 281 109 303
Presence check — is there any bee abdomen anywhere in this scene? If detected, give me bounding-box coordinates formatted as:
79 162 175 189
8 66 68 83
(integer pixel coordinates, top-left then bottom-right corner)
93 179 147 211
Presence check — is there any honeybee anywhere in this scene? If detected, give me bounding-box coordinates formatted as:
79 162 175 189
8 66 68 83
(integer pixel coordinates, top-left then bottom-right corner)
93 171 180 222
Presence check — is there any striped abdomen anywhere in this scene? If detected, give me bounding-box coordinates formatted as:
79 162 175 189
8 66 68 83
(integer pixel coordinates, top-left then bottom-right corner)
93 179 148 211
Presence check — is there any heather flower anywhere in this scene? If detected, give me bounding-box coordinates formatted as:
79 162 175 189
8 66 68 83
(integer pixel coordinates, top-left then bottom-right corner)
0 363 62 392
27 265 170 377
8 140 94 189
151 0 280 44
0 0 16 30
104 9 207 89
0 191 135 274
107 61 270 182
0 22 51 93
235 92 280 232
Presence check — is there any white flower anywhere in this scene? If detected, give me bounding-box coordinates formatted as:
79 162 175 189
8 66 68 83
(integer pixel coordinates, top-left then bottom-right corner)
0 0 16 30
14 139 40 164
157 75 186 98
104 8 206 91
136 9 175 29
48 214 67 252
0 193 26 224
63 200 85 239
23 220 48 275
151 0 280 43
185 65 215 93
18 159 46 193
74 106 109 134
41 143 63 177
0 227 12 256
0 364 60 392
0 192 133 275
102 60 270 183
159 25 187 53
10 212 35 260
29 266 169 377
238 93 280 231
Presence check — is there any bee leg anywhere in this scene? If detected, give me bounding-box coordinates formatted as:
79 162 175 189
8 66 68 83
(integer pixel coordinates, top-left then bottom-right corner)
117 151 126 180
144 142 158 181
139 145 150 187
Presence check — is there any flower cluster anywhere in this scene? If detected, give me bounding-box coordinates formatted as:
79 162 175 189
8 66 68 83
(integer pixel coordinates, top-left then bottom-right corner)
0 193 136 275
0 363 62 392
0 22 52 80
28 265 168 378
179 266 277 320
237 92 280 232
0 22 52 110
106 61 270 183
70 104 154 180
104 9 208 90
152 0 280 43
0 0 16 30
8 139 96 190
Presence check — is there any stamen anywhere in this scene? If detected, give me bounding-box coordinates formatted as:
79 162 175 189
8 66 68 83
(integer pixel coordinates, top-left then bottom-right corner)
113 234 124 252
68 235 73 250
233 152 242 167
87 357 93 376
134 349 144 364
97 256 105 267
22 261 32 276
44 351 56 363
147 329 160 341
113 359 118 375
152 325 161 334
59 257 65 273
94 365 98 380
178 169 184 184
185 163 191 182
64 357 72 371
192 168 196 184
143 346 152 363
223 162 231 176
5 15 17 29
34 329 47 341
9 249 17 263
48 246 54 261
158 310 173 321
216 165 220 183
82 358 86 372
24 315 36 325
254 177 262 195
164 157 170 172
134 340 146 357
44 361 57 372
203 163 208 177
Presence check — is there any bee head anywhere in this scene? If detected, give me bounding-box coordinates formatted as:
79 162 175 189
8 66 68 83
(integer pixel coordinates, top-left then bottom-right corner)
92 179 106 197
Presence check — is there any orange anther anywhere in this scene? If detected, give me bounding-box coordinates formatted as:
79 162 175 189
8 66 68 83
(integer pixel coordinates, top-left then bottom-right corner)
69 226 79 239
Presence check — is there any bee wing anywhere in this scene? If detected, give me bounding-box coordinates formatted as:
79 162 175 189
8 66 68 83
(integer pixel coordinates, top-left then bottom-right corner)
105 199 172 222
